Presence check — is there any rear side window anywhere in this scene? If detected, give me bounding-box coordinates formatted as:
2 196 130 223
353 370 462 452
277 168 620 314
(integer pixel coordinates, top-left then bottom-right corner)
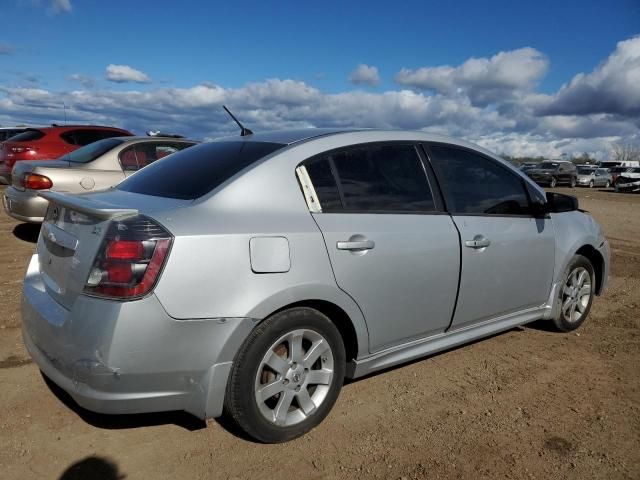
6 129 45 142
304 158 343 211
119 142 195 171
61 129 110 146
117 141 285 199
428 145 531 216
305 144 435 213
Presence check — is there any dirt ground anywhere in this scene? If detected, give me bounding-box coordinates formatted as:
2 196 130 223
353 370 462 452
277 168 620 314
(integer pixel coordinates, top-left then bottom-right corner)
0 185 638 480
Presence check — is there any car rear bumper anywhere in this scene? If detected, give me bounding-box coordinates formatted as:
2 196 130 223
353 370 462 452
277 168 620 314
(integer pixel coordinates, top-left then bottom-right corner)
21 254 256 419
3 186 48 223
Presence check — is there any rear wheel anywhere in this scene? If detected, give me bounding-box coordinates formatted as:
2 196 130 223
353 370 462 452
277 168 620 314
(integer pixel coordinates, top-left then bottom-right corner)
550 177 557 188
570 177 576 188
605 180 611 188
552 255 595 332
224 307 346 443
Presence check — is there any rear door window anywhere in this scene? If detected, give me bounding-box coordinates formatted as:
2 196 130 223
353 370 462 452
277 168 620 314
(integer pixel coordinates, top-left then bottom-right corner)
427 144 531 216
304 143 436 213
117 141 285 199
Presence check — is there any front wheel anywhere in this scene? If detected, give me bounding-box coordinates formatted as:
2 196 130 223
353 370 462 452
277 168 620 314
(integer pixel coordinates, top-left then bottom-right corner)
605 180 611 188
570 177 576 188
224 307 346 443
589 180 594 188
550 177 557 188
552 255 595 332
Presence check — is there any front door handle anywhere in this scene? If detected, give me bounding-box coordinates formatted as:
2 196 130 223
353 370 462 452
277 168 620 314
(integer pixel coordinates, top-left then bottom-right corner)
337 240 375 251
465 235 491 249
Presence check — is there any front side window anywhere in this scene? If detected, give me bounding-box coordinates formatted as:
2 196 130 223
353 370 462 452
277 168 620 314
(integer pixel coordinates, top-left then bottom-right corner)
305 144 435 213
428 145 531 216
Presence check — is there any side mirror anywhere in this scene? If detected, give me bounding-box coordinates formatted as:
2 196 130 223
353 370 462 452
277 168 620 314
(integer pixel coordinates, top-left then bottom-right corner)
546 192 579 213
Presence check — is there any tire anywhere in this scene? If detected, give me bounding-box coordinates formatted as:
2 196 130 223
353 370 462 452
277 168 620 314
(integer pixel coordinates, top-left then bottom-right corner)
570 177 576 188
589 180 594 188
550 177 557 188
224 307 346 443
552 255 595 332
605 180 611 188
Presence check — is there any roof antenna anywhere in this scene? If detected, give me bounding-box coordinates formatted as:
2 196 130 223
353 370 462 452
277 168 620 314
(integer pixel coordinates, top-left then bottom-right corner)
223 105 253 136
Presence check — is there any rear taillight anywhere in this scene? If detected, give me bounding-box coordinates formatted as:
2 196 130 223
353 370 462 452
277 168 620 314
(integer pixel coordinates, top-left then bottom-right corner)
10 146 36 154
23 173 53 190
84 216 173 300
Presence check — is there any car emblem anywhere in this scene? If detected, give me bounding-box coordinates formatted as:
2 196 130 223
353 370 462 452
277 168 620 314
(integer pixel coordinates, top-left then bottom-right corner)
92 226 102 235
51 206 59 221
48 231 57 243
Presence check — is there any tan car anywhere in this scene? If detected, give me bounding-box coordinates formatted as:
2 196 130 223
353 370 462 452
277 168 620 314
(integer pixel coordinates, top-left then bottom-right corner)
3 136 198 223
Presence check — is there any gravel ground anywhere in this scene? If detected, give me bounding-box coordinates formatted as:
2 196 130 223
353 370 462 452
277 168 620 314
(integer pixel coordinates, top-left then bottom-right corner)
0 186 638 480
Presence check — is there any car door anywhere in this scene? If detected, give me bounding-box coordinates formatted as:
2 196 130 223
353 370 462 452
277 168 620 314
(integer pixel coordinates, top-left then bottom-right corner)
426 143 555 330
300 143 461 352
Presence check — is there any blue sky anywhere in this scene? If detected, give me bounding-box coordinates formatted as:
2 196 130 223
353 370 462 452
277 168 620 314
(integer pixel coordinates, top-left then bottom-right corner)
1 0 639 158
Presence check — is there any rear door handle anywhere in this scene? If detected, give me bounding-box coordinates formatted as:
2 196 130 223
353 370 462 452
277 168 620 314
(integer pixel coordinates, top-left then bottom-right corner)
464 235 491 249
337 240 375 251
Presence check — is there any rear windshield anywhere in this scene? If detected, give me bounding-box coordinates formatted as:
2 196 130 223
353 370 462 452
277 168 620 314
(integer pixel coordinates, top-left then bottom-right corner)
6 129 45 142
117 141 285 199
538 162 559 169
65 138 125 163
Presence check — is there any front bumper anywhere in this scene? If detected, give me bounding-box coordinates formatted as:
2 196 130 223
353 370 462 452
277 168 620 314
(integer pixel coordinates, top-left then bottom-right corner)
3 186 49 223
21 254 256 419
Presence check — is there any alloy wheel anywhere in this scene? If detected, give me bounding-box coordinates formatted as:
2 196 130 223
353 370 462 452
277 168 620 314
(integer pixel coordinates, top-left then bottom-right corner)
561 267 592 323
254 329 334 427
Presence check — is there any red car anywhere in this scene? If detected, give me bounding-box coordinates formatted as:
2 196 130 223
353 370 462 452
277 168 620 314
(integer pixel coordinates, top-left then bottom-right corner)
0 125 133 184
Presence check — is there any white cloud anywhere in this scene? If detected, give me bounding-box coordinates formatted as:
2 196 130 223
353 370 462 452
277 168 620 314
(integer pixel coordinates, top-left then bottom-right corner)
395 47 549 106
0 43 13 55
2 39 639 160
348 64 380 86
68 74 95 88
538 36 640 117
50 0 72 14
105 64 151 84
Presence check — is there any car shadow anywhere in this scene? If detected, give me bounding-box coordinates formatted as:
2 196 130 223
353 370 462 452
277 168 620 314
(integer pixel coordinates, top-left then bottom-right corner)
13 223 40 243
59 455 125 480
523 318 558 332
41 372 206 432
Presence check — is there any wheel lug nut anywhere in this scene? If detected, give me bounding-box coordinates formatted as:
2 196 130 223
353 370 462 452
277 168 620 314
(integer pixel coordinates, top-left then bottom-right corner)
295 386 301 392
291 362 297 369
283 379 289 385
304 368 309 372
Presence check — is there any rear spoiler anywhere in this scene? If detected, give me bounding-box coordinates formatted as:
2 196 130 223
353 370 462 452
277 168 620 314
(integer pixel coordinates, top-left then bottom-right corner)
38 191 138 220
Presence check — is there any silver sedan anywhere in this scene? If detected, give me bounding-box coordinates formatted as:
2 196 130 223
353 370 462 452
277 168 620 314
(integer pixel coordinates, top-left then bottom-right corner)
576 167 612 188
21 129 609 442
3 136 197 222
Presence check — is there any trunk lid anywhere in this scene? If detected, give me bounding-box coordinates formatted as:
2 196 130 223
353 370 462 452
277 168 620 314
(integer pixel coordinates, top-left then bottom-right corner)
36 190 189 309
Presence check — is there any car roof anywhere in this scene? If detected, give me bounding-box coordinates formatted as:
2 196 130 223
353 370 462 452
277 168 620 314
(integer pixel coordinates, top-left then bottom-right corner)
115 136 198 143
214 128 366 145
213 128 502 154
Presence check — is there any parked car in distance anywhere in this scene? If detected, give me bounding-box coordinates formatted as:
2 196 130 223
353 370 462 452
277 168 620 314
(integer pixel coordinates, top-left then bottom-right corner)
525 160 577 188
615 167 640 193
576 167 612 188
0 127 32 143
22 129 609 443
0 125 133 184
608 166 633 185
519 162 538 172
3 136 197 223
599 160 640 169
